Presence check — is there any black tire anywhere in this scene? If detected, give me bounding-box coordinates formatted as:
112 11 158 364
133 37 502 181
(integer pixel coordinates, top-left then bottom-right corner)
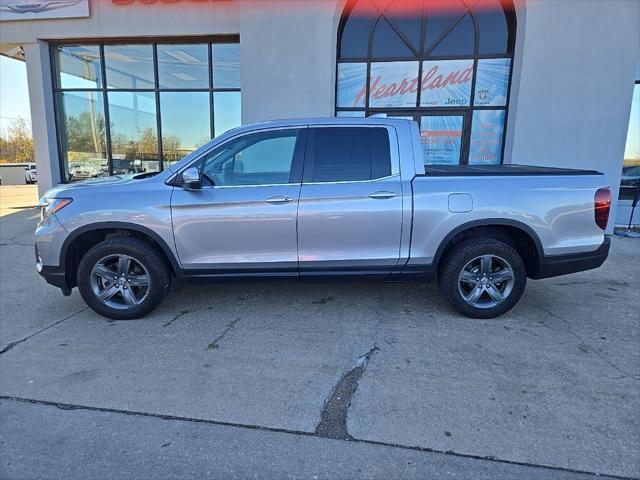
438 238 526 319
77 237 172 320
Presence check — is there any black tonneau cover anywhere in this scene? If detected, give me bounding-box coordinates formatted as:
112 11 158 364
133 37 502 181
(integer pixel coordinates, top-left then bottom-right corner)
423 164 602 176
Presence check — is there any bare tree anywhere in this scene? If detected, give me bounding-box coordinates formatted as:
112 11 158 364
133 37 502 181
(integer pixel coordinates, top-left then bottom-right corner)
0 117 35 164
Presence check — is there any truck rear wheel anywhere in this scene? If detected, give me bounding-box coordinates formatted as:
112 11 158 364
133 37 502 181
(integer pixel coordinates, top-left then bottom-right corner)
77 237 172 320
438 238 526 319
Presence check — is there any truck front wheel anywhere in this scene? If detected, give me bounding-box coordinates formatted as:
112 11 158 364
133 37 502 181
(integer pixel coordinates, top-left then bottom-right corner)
77 237 172 320
438 238 526 319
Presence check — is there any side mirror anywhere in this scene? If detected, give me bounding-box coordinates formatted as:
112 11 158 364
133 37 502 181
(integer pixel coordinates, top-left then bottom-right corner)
181 167 201 190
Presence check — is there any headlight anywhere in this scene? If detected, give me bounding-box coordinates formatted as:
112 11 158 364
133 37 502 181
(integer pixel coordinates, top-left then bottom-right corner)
40 197 73 222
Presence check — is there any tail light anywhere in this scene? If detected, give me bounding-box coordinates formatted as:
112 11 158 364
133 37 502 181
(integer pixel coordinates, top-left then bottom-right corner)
594 188 611 230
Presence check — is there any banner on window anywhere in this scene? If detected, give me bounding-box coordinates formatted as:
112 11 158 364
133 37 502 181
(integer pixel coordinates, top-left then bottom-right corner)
420 60 473 107
474 58 511 107
336 63 367 108
469 110 505 164
368 61 419 108
420 115 464 165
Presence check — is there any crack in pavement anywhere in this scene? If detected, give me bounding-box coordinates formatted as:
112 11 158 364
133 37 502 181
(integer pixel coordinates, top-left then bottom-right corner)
206 317 242 350
532 302 640 382
552 280 629 287
0 396 632 480
0 306 89 355
163 310 190 328
0 241 34 247
315 345 379 440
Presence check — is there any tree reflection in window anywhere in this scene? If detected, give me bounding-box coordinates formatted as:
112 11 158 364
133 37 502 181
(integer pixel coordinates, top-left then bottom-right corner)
53 41 241 181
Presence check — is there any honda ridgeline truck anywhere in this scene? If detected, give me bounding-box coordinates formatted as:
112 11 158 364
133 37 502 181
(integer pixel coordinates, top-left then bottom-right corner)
36 118 611 320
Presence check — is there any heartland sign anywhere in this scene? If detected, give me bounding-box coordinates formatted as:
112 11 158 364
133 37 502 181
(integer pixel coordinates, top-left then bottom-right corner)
339 60 475 109
337 59 509 110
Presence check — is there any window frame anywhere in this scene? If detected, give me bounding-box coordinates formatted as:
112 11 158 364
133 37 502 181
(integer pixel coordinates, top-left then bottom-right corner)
50 36 240 182
335 0 516 166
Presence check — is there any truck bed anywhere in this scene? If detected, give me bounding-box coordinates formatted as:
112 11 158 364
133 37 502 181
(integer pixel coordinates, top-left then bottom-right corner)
423 164 602 176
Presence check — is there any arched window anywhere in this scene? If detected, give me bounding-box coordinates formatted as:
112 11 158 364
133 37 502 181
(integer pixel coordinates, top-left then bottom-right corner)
336 0 516 165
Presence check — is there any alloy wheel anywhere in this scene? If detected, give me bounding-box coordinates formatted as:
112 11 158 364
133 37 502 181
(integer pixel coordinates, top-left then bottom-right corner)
457 254 515 309
90 254 151 310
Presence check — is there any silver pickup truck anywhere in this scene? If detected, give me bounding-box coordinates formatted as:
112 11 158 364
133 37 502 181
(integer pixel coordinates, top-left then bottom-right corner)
36 118 611 320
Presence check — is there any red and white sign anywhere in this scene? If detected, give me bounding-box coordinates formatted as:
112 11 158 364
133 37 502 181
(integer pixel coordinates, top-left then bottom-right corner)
345 60 474 109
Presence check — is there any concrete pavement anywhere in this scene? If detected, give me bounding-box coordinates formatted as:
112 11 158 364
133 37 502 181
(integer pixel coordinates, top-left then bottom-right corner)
0 208 638 479
0 398 619 480
0 185 38 217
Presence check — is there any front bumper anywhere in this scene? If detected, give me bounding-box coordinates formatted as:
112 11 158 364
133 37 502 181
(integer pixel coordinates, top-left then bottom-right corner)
35 243 72 296
532 237 611 279
38 265 72 296
35 208 71 294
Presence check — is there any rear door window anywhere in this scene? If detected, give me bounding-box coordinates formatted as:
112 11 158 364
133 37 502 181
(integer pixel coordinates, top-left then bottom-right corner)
305 127 392 183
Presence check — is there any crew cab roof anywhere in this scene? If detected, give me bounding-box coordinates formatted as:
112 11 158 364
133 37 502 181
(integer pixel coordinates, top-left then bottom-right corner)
225 117 415 135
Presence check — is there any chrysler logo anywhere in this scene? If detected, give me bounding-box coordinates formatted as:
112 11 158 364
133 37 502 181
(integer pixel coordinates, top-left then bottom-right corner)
0 0 81 14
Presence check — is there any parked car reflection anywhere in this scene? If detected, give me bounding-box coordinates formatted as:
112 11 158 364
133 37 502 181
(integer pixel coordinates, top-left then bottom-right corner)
620 165 640 200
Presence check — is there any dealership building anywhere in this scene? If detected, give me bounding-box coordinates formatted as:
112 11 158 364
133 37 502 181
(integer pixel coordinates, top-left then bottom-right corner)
0 0 638 230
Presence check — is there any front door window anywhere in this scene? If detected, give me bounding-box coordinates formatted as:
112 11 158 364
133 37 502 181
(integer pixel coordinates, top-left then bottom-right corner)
200 129 300 187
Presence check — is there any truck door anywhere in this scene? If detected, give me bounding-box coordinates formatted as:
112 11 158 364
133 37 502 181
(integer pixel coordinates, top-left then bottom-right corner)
171 128 306 275
297 126 403 279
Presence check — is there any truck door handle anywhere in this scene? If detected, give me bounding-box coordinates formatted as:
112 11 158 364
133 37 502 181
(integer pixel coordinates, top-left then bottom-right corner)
264 195 294 204
368 191 398 200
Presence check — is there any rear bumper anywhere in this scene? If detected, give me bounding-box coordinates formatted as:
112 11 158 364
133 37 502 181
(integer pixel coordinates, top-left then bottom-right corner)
532 237 610 279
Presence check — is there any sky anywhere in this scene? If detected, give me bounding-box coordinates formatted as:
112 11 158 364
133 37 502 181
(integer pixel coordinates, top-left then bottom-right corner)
0 55 31 132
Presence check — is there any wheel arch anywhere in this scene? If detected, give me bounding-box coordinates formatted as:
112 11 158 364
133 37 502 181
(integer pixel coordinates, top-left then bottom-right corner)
433 219 544 277
61 222 182 288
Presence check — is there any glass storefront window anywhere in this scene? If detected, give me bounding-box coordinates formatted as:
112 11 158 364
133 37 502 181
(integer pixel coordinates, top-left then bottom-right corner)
160 92 211 165
214 91 242 137
336 62 367 108
336 110 366 117
336 0 515 165
420 115 464 165
55 45 102 89
620 80 640 201
474 58 511 107
108 92 159 174
56 91 107 181
469 109 505 164
53 40 242 181
212 43 240 88
420 59 473 107
158 44 209 89
104 44 155 90
369 61 419 108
